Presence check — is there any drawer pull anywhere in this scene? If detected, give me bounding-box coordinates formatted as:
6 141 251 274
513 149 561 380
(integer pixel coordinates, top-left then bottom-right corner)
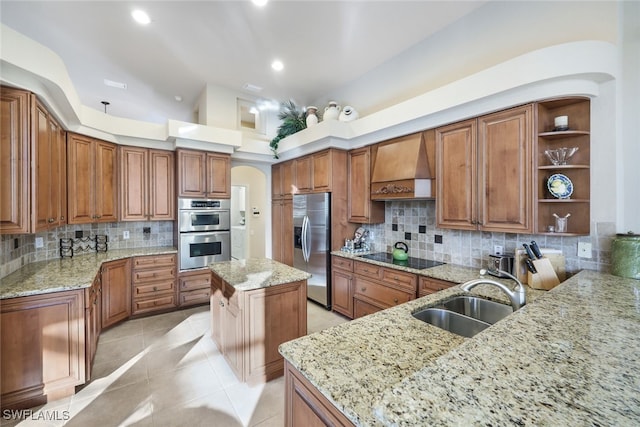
394 275 399 280
394 298 399 303
361 287 367 292
153 286 158 291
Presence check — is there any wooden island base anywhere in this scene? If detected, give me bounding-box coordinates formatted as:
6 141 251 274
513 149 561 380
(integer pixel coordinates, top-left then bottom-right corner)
210 261 308 385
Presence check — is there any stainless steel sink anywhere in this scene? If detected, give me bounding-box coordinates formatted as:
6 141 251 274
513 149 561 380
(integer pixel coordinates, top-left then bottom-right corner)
440 296 513 325
412 308 490 338
412 296 513 338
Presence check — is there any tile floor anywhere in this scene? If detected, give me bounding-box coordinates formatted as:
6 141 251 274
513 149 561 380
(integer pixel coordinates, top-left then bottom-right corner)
2 301 348 427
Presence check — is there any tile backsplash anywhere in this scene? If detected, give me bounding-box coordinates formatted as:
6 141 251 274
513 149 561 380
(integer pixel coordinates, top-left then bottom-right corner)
364 200 613 275
1 221 174 279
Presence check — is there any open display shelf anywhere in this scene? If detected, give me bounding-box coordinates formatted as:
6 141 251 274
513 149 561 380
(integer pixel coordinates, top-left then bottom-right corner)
535 97 591 235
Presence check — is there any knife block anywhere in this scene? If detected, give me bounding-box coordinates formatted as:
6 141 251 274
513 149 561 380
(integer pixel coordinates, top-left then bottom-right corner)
516 249 566 288
527 258 561 290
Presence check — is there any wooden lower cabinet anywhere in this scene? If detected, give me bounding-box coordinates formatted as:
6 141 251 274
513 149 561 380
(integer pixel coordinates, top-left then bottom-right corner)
178 268 212 307
101 258 132 329
418 277 456 297
285 360 354 427
131 254 177 316
1 290 85 409
211 273 307 384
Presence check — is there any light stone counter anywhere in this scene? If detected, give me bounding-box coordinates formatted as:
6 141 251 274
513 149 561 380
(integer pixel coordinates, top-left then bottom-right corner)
280 270 640 426
0 247 177 299
209 258 311 291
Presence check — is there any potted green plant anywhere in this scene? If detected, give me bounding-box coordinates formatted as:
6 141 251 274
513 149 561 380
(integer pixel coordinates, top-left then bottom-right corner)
269 100 307 159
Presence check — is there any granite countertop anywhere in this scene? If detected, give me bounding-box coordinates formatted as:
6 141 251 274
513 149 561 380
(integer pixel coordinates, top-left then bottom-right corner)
209 258 311 291
280 270 640 426
0 247 177 299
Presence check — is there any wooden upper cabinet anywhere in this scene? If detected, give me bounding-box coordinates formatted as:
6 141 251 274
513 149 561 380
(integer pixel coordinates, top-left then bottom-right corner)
312 150 332 191
206 153 231 198
1 88 66 234
177 149 230 198
436 119 477 230
478 105 532 232
281 160 295 197
120 146 174 220
149 150 175 219
436 104 533 233
271 163 283 198
33 99 68 232
295 156 312 193
67 133 118 224
177 149 206 197
348 146 385 224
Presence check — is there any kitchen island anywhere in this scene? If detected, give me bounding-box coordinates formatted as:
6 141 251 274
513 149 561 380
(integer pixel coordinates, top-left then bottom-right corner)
279 270 640 426
209 258 310 384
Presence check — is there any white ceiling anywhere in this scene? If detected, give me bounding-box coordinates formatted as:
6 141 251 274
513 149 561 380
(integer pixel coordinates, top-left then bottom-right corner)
1 1 486 124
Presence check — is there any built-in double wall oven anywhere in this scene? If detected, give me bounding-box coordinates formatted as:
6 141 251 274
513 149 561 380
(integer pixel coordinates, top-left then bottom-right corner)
178 198 231 270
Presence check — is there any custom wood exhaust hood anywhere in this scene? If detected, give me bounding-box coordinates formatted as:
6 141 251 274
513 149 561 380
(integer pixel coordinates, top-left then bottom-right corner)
370 130 436 200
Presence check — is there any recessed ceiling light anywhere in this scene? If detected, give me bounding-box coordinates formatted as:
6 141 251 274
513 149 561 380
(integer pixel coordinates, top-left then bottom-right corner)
174 95 183 102
271 60 284 71
252 0 268 6
131 9 151 25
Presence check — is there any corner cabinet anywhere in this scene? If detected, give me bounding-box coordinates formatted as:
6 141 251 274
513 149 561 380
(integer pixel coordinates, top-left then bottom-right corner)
535 98 590 235
0 87 67 234
436 104 533 233
1 290 85 410
67 133 118 224
176 148 231 199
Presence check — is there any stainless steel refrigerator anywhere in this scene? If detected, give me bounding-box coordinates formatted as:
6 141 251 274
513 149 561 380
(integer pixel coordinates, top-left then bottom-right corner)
293 193 331 308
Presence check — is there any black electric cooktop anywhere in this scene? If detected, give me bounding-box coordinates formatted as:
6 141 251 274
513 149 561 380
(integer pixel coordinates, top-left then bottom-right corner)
358 252 444 270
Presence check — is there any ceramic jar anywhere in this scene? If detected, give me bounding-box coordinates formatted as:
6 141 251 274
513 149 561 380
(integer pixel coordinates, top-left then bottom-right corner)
339 106 359 122
306 106 318 127
323 101 341 121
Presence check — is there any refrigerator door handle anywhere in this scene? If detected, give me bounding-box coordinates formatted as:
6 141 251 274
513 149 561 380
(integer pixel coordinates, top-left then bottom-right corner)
301 215 309 262
304 215 312 263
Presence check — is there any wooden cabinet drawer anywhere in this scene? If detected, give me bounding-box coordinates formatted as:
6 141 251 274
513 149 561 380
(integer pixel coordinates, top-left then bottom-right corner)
354 298 383 318
179 288 211 307
132 294 176 315
419 277 456 297
133 254 176 269
353 276 412 308
133 279 175 297
332 256 353 272
179 272 212 291
354 261 382 279
132 266 176 283
381 268 417 293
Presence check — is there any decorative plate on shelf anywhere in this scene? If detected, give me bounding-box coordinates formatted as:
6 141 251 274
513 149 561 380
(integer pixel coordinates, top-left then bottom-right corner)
547 173 573 199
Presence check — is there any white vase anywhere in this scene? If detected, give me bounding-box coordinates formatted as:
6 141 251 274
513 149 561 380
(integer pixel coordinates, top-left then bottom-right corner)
306 106 318 127
339 106 359 122
323 101 341 121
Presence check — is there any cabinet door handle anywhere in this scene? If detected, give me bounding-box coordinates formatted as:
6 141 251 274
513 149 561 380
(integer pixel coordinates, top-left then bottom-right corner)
48 218 55 223
219 301 225 307
394 275 399 280
60 216 65 220
394 298 399 303
153 286 158 291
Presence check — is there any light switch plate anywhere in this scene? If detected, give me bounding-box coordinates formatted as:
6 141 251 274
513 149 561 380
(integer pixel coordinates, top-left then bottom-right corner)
494 245 503 255
123 230 130 240
577 242 592 258
35 237 44 248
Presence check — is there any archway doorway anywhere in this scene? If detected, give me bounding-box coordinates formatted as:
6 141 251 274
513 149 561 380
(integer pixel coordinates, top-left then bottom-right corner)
230 165 268 259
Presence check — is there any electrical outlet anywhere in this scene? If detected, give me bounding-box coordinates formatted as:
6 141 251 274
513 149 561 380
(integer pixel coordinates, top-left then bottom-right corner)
578 242 592 258
494 245 503 255
123 230 130 240
35 237 44 248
